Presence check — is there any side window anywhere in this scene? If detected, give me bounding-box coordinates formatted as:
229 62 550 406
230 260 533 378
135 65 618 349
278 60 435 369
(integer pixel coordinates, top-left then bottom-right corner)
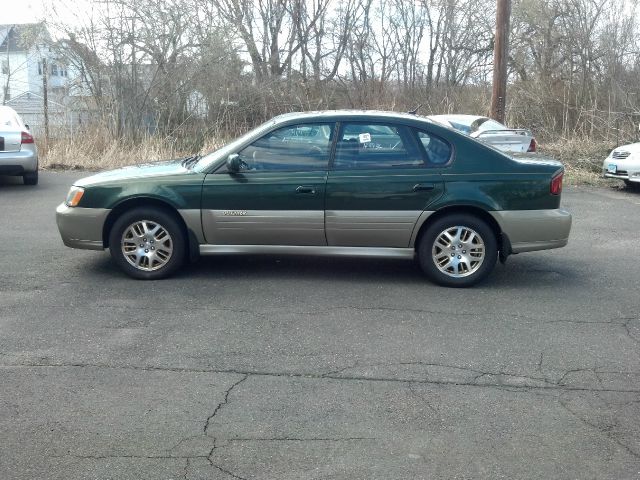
416 131 452 165
237 123 333 172
334 123 423 169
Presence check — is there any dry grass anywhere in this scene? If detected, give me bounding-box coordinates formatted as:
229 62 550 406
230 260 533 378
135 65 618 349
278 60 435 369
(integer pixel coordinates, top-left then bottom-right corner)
39 130 622 187
38 129 225 171
538 137 615 187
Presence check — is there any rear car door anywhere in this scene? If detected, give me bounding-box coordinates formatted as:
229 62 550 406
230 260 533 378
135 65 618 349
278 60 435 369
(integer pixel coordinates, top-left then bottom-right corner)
325 122 447 247
201 122 334 246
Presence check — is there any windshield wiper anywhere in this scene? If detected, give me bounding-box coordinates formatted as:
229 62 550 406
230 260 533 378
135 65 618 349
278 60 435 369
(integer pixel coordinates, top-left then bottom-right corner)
181 154 201 169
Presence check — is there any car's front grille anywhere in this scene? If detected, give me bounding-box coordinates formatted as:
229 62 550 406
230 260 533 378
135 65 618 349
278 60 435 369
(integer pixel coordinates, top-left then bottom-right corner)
612 151 631 159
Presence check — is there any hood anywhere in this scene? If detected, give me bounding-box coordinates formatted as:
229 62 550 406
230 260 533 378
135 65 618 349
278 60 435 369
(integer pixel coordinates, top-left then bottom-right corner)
75 158 191 187
612 142 640 154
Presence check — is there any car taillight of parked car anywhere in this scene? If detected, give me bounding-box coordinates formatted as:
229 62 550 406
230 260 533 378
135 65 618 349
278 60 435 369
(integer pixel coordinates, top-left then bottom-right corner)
21 131 34 144
550 172 563 195
527 138 537 152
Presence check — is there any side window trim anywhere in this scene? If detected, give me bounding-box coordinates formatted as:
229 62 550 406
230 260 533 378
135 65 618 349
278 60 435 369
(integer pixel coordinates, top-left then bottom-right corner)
412 128 455 167
233 122 335 173
331 121 425 171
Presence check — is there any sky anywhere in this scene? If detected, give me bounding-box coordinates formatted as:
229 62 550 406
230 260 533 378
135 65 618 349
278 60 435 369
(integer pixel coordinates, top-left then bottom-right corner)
0 0 92 29
1 0 49 23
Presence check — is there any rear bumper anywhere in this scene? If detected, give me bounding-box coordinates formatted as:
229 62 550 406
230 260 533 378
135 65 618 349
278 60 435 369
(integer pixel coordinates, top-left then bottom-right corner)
490 208 572 253
56 203 110 250
0 146 38 174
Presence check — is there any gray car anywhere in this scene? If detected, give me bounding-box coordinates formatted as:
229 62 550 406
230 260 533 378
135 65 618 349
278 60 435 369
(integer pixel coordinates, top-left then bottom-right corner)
428 114 537 153
0 106 38 185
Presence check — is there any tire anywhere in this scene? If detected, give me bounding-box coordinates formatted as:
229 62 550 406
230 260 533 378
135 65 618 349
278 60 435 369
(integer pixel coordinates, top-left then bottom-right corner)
108 207 186 280
23 170 38 185
417 213 498 288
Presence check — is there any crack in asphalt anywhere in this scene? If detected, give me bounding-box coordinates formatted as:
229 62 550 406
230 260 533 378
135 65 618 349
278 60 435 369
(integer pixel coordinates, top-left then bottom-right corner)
208 462 248 480
225 437 376 443
204 375 248 435
2 361 640 394
182 458 190 480
51 454 207 460
558 396 640 460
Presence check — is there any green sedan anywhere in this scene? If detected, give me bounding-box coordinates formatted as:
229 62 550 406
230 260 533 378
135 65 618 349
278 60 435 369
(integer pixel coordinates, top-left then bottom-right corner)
56 110 571 287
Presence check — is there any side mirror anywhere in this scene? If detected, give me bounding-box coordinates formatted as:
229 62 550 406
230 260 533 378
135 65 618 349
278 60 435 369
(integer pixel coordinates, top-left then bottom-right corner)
226 153 242 173
24 124 30 130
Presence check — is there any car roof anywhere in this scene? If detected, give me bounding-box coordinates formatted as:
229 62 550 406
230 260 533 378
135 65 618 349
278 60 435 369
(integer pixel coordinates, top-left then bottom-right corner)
0 105 18 117
428 114 488 123
271 109 436 125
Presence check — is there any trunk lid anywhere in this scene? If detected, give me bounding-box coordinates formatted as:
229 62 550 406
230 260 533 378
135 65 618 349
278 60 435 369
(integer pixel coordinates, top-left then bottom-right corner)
472 130 533 153
0 128 22 153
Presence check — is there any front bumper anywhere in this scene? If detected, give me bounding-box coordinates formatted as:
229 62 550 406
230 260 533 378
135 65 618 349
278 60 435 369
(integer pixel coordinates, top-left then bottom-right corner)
490 208 572 254
602 157 640 182
56 203 110 250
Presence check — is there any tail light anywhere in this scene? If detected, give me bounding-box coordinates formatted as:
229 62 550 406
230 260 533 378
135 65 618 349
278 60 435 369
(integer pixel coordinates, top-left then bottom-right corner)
21 131 34 144
550 171 563 195
527 138 537 152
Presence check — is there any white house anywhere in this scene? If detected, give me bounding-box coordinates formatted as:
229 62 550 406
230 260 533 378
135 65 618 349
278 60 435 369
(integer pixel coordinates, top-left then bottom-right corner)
0 23 72 134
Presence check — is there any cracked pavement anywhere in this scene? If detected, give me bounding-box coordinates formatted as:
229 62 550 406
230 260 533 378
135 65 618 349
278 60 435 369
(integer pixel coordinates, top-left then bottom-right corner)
1 172 640 479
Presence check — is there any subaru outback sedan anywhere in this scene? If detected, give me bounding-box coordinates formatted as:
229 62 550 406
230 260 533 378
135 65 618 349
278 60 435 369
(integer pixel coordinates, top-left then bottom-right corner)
56 111 571 287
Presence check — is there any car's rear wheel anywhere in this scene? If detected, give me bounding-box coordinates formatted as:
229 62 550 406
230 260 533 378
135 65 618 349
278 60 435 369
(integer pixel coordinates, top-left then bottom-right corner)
418 214 498 287
109 207 186 280
23 170 38 185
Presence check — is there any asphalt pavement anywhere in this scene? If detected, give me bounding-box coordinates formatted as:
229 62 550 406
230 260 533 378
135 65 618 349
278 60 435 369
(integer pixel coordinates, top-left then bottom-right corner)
1 171 640 479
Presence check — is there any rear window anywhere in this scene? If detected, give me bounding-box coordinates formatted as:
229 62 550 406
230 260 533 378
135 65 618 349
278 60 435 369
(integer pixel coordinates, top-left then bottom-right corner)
0 114 17 128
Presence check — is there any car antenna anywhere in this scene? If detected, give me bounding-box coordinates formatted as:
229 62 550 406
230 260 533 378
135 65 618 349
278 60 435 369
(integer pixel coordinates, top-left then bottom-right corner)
407 104 422 115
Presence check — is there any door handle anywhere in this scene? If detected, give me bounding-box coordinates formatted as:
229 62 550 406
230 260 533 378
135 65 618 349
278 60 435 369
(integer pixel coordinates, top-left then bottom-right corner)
296 185 316 194
413 183 435 192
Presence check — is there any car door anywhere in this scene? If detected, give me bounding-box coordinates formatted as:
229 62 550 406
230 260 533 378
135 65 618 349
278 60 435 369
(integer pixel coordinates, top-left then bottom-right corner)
325 122 447 247
201 122 334 246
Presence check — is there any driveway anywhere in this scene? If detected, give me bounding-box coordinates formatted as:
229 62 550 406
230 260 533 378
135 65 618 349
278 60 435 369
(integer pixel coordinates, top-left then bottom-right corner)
1 172 639 479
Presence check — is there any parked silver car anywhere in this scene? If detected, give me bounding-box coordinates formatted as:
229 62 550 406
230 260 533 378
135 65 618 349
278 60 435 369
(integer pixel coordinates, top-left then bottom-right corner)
0 106 38 185
428 114 537 153
602 141 640 187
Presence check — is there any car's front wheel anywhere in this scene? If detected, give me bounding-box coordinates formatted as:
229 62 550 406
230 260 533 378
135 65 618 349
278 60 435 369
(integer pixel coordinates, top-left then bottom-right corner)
108 207 186 280
418 214 498 287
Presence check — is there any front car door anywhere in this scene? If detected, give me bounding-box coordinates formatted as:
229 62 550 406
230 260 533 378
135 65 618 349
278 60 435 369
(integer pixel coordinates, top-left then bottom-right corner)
201 122 334 246
325 121 449 247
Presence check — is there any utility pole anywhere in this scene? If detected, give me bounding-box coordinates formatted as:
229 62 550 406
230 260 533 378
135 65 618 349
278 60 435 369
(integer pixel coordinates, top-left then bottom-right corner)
490 0 511 123
42 57 49 144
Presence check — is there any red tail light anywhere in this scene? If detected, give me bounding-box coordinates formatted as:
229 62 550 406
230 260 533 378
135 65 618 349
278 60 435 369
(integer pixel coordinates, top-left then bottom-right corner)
527 138 537 152
21 131 34 144
550 172 563 195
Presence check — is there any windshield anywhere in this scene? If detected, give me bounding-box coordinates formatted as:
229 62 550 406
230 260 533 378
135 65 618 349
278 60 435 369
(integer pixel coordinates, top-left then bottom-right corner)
447 121 472 134
193 119 277 172
471 118 506 133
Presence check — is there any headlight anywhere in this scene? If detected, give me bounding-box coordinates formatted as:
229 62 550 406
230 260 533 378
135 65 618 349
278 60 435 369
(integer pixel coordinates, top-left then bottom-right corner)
65 186 85 207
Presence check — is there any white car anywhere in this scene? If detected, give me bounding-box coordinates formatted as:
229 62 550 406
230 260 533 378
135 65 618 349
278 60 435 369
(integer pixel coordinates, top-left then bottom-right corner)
0 106 38 185
602 142 640 187
428 114 537 153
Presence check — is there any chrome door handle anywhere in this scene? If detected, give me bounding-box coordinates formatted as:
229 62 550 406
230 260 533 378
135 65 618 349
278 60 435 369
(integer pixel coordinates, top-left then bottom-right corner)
413 183 435 192
296 185 316 194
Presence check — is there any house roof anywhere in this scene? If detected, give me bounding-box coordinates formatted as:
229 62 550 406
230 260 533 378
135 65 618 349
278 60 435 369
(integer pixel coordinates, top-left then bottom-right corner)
0 23 51 52
6 91 65 114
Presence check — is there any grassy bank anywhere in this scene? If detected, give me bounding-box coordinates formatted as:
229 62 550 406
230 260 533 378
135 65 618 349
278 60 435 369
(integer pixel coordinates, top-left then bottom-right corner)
38 132 625 188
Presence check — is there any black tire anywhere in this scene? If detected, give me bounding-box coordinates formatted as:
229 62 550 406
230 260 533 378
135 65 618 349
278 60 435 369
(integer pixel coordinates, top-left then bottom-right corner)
23 170 38 185
417 213 498 288
108 207 186 280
